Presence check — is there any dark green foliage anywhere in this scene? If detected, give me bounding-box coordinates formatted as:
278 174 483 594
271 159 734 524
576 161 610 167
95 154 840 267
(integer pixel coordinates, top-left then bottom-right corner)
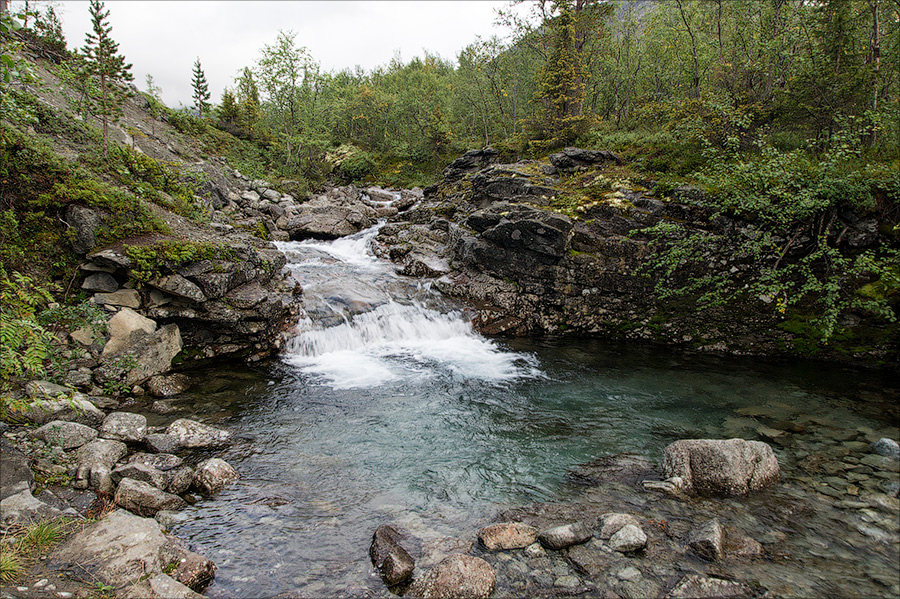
81 0 133 157
192 57 211 117
125 240 230 283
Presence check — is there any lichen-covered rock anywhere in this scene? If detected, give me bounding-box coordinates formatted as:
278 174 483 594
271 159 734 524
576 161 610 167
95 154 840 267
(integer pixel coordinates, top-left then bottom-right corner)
100 412 148 443
872 438 900 460
478 522 538 550
32 420 98 450
538 521 593 550
408 554 495 599
166 419 231 448
144 433 181 454
192 458 238 494
369 525 415 587
128 452 183 471
114 477 187 517
18 391 104 427
663 438 781 496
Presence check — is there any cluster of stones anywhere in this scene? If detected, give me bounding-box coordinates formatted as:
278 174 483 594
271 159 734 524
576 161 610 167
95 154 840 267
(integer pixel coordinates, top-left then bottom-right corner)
222 173 422 241
0 380 239 596
365 438 789 599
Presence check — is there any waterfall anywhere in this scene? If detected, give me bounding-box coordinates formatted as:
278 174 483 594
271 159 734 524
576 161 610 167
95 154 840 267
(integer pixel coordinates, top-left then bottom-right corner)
276 225 540 389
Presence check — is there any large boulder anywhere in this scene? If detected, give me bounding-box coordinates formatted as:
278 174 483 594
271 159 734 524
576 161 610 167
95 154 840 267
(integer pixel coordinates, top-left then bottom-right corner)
102 308 157 358
477 522 538 550
408 554 495 599
32 420 98 450
114 477 187 517
66 204 101 254
1 489 67 529
166 419 232 448
369 525 415 587
663 439 781 496
192 458 239 494
100 412 148 443
17 391 105 427
285 199 376 240
51 509 214 592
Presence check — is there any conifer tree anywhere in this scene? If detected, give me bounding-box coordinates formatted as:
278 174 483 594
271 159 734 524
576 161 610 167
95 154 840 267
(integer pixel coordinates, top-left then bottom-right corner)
144 73 162 136
81 0 133 157
192 57 210 116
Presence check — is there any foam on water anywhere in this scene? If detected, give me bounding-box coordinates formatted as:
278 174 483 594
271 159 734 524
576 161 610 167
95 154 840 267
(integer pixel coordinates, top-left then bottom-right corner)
278 226 540 389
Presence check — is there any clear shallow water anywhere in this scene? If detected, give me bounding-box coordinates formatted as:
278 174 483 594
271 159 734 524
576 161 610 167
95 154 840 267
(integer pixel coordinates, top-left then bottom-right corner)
164 226 899 598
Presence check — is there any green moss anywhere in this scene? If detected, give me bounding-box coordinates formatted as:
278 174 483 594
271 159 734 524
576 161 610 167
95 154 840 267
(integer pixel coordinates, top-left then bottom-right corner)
124 240 231 283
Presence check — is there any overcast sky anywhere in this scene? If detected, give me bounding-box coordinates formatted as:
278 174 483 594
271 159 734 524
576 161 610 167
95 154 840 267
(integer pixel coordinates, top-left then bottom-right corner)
46 1 515 108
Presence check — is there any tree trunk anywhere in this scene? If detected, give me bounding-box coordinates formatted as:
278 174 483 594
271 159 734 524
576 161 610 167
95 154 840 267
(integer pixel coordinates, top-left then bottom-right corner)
675 0 701 98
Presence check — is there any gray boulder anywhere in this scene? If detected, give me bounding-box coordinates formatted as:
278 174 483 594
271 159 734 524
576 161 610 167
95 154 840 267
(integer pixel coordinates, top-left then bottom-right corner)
609 524 647 553
32 420 98 450
121 574 204 599
82 272 119 293
408 554 495 599
17 391 104 427
538 521 593 550
599 513 641 540
478 522 538 550
100 412 148 442
369 524 415 587
1 438 34 499
123 324 183 386
663 438 781 496
149 274 207 303
1 489 67 529
51 509 214 592
111 463 168 490
166 419 231 448
192 458 239 494
442 148 498 182
114 477 187 516
94 289 141 309
101 307 157 358
167 467 195 495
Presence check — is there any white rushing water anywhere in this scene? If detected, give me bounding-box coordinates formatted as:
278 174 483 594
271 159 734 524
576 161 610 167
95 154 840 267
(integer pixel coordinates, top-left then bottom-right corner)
276 226 540 389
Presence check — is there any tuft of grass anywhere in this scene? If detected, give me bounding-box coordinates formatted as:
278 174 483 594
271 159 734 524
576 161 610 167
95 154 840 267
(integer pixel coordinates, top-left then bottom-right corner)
18 520 63 550
0 546 25 582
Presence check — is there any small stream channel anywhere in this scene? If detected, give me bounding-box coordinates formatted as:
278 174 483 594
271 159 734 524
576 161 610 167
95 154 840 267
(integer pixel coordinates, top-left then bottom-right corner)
156 222 899 598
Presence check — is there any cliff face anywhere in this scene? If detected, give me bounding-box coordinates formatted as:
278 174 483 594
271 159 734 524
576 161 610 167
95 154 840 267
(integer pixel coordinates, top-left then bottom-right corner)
375 149 899 365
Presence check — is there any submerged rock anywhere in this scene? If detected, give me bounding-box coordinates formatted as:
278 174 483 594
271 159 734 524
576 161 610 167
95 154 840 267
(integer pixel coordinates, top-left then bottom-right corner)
369 524 415 587
538 521 593 550
408 554 495 599
663 438 781 496
478 522 538 550
165 418 232 448
688 518 724 562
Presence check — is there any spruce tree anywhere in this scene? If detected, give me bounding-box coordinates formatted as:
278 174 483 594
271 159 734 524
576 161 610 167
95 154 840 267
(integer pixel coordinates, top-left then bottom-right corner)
192 57 211 117
81 0 133 157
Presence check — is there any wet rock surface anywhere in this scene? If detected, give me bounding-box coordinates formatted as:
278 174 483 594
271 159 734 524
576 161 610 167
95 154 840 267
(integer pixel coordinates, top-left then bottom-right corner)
369 524 416 587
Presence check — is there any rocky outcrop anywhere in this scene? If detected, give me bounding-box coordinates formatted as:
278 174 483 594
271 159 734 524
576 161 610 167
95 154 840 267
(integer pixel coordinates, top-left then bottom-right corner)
374 148 899 363
663 438 781 496
284 185 377 240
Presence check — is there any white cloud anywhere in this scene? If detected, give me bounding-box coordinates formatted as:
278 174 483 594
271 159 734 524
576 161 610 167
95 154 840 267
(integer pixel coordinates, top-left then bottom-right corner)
50 0 511 108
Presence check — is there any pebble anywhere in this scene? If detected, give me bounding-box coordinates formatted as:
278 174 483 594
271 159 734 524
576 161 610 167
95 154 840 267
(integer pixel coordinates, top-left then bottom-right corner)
34 579 49 588
524 542 545 558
